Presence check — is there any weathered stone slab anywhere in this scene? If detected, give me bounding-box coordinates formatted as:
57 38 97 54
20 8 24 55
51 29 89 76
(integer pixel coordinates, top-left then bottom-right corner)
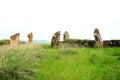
51 31 61 48
94 28 103 47
63 31 69 41
27 32 33 44
10 33 20 46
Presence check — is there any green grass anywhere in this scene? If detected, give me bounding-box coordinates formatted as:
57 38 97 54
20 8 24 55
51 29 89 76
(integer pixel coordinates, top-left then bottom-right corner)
0 44 120 80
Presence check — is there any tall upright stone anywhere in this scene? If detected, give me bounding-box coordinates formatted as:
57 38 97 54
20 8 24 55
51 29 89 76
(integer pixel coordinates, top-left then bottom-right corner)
27 32 33 44
51 31 61 48
94 28 103 47
10 33 20 46
63 31 69 41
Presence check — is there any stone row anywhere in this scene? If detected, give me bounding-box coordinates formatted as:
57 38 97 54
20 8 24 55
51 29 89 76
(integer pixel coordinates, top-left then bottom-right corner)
10 32 33 46
9 28 120 47
51 28 120 48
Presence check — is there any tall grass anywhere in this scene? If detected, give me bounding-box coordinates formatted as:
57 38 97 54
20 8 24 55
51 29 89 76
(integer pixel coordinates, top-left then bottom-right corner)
0 44 46 80
0 44 120 80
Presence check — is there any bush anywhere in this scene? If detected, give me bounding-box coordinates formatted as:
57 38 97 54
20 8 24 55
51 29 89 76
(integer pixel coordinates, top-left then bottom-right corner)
0 39 10 45
0 39 26 45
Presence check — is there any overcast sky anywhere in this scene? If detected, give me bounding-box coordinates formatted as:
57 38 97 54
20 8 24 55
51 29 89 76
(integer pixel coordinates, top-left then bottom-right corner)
0 0 120 41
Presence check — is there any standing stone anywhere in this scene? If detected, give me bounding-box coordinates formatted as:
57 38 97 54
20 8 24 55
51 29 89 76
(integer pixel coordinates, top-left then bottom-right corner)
51 31 61 48
27 32 33 44
63 31 69 41
10 33 20 46
94 28 103 47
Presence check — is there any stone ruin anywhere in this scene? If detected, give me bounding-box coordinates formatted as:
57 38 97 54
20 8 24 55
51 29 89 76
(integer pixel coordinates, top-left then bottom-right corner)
63 31 70 41
94 28 103 47
10 33 20 46
62 39 95 47
103 40 120 47
51 31 61 48
61 28 120 47
61 28 104 47
27 32 33 44
62 39 120 47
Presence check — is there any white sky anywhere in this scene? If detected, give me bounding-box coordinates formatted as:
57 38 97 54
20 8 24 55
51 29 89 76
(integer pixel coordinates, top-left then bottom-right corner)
0 0 120 41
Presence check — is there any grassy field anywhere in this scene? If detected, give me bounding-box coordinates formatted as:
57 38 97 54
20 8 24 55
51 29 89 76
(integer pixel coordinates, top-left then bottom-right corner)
0 44 120 80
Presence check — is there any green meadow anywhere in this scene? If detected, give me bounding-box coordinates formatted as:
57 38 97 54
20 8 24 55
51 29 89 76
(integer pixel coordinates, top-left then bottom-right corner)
0 44 120 80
